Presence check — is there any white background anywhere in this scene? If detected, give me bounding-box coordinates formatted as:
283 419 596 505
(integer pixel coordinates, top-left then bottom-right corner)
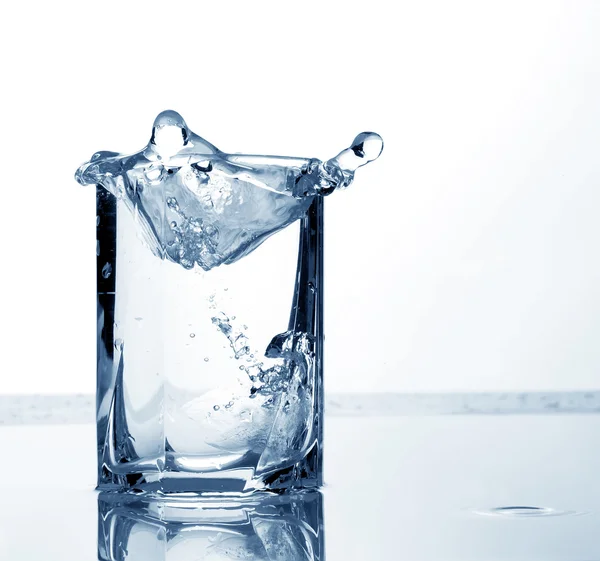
1 0 599 394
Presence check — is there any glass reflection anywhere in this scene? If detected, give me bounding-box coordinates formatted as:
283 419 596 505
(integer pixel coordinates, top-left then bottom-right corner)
98 491 324 560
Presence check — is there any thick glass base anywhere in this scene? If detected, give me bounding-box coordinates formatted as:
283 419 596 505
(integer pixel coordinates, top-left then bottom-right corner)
98 441 322 495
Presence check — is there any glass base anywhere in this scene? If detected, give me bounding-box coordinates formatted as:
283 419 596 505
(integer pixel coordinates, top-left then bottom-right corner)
98 441 322 495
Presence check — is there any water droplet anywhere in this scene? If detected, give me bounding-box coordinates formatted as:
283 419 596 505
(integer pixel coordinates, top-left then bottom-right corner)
213 405 220 411
114 338 123 351
96 240 100 256
151 110 190 158
189 333 196 338
96 216 100 226
225 401 233 409
223 287 229 291
203 357 209 362
102 262 112 278
231 316 236 320
308 282 315 293
239 365 246 371
345 132 383 165
170 221 177 229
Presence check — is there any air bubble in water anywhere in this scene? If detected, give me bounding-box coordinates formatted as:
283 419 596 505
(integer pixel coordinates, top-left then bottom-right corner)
213 405 220 411
189 333 196 338
204 357 209 362
102 262 112 278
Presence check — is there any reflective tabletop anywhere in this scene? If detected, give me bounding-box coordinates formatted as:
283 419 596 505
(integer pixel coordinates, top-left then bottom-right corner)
0 393 598 560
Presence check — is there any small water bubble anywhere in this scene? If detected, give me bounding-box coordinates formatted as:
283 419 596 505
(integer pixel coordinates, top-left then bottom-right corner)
239 365 246 371
203 357 209 362
145 167 164 182
189 333 196 338
102 262 112 278
213 405 220 411
114 338 123 351
225 401 234 409
231 315 236 320
308 282 316 293
250 353 254 358
223 287 228 291
170 221 177 229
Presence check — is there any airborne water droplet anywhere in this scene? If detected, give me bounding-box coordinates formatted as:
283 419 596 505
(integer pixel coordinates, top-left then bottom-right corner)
189 333 196 338
102 262 112 278
213 405 220 411
204 357 209 362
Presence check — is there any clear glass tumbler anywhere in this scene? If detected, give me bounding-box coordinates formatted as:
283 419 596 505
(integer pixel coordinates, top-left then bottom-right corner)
79 111 382 494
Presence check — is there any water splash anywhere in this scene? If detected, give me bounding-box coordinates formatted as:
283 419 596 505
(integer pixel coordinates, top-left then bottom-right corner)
76 110 383 271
